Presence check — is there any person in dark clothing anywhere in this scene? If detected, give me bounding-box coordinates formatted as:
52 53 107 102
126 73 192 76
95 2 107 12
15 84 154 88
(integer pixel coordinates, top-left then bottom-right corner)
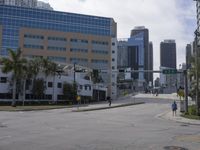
172 101 177 116
107 96 111 106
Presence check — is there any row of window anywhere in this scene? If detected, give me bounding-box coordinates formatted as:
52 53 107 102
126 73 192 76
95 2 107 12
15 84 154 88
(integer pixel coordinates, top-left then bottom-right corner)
23 34 110 46
92 50 109 54
24 34 44 39
24 44 44 49
1 16 111 36
70 48 88 53
48 46 66 51
0 78 92 91
70 38 88 43
70 58 88 63
91 59 108 64
1 6 111 26
48 37 67 41
46 82 92 91
92 40 109 46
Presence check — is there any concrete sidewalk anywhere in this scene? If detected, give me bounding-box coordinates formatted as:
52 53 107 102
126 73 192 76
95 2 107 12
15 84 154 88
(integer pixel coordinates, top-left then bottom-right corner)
134 93 180 100
158 111 200 125
71 99 144 112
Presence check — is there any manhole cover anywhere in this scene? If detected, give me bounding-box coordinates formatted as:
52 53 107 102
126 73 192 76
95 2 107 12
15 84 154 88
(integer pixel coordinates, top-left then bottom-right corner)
180 124 189 127
164 146 188 150
0 125 7 128
0 123 7 128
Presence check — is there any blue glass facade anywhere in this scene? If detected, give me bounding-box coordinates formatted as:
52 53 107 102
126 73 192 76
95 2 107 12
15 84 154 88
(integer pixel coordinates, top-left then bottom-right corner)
127 32 145 81
0 5 114 55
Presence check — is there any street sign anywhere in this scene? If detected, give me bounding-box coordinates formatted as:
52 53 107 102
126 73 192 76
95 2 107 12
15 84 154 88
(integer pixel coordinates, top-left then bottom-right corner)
162 69 177 74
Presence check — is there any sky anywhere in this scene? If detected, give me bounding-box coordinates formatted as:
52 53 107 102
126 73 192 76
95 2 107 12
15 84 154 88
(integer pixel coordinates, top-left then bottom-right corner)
41 0 196 72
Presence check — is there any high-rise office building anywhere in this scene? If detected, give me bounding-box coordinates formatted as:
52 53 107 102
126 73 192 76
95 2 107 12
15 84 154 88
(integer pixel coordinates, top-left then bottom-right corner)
160 40 177 69
0 0 51 9
37 1 53 10
0 0 37 7
160 40 177 93
117 40 128 68
128 26 152 86
0 4 117 98
197 1 200 45
148 42 153 86
186 44 192 67
117 26 153 89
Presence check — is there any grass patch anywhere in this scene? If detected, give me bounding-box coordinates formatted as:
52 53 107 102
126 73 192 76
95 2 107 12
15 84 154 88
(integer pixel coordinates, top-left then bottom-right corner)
181 114 200 120
0 105 72 111
181 105 200 120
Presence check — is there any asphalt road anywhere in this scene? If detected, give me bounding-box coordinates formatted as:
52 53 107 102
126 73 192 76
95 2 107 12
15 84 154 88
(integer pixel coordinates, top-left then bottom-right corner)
0 98 200 150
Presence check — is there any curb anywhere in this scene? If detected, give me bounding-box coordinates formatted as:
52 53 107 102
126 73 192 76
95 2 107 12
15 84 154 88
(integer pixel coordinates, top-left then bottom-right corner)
72 102 145 112
0 106 73 112
157 111 200 126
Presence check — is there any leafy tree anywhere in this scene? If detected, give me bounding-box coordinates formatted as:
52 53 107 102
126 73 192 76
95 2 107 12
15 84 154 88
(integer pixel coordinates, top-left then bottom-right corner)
91 69 103 83
188 56 200 115
0 48 27 106
32 78 46 99
63 82 77 102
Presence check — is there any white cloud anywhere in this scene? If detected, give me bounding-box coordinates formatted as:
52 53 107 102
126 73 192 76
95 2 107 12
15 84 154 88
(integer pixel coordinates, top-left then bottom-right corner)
41 0 196 73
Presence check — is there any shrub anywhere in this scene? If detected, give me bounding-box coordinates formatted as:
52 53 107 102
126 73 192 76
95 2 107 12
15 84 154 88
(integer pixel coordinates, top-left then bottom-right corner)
188 105 197 115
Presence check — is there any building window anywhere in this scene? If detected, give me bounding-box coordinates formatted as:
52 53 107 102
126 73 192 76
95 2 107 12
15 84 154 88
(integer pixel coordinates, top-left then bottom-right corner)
57 83 62 88
0 77 7 83
112 42 115 46
112 58 115 62
88 86 91 91
112 66 115 70
48 82 53 88
112 51 115 54
80 85 83 90
85 85 87 90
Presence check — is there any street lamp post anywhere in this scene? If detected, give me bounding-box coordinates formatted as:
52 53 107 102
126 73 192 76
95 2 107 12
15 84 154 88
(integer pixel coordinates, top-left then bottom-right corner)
195 30 200 115
184 70 188 113
73 63 76 104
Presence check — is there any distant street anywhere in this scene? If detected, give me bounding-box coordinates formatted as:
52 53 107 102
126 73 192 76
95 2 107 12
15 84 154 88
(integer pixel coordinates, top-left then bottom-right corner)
0 97 200 150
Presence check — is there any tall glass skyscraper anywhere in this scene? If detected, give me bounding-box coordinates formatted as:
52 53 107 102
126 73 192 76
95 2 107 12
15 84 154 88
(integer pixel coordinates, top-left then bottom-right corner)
160 40 177 69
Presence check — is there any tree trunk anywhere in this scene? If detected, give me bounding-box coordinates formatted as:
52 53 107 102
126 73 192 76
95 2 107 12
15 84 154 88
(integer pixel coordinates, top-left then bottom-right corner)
22 79 26 106
52 75 56 103
12 79 16 107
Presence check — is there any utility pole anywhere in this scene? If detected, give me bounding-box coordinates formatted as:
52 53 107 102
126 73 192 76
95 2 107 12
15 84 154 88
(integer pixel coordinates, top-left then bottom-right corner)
195 30 200 115
73 63 76 104
184 70 188 113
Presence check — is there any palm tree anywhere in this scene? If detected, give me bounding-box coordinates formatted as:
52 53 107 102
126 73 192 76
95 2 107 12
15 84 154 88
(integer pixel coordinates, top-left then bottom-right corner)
0 48 27 107
188 56 200 115
21 58 41 105
38 58 58 101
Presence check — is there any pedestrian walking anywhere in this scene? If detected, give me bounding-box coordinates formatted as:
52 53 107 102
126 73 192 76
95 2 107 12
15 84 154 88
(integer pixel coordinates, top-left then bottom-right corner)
107 96 111 106
171 101 177 116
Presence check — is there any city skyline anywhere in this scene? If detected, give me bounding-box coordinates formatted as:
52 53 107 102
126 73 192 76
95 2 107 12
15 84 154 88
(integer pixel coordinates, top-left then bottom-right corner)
40 0 196 71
